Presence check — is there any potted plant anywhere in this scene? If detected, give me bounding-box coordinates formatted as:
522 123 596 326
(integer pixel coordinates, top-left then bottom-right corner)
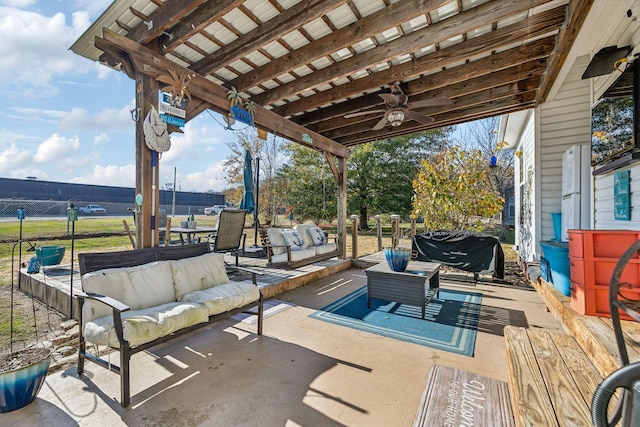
0 239 52 413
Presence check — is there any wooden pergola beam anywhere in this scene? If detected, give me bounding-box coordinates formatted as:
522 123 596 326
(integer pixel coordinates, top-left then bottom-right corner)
191 0 349 76
302 37 555 132
127 0 208 44
230 0 451 92
539 0 595 101
254 0 555 107
159 0 242 54
98 29 349 158
272 5 565 118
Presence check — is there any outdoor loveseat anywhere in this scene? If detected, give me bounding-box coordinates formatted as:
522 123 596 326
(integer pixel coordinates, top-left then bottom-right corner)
76 243 263 407
260 224 340 269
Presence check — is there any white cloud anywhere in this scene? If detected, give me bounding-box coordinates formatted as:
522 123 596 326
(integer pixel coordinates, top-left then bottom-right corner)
161 120 225 163
59 101 135 132
93 132 109 144
0 7 94 99
161 161 227 193
33 133 80 163
0 142 33 176
70 164 135 187
0 1 36 7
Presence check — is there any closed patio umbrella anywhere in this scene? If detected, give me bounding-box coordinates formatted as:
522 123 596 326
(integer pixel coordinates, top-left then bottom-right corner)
239 150 254 215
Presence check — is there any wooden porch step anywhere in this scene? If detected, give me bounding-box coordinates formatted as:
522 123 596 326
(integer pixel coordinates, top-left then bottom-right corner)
505 326 604 427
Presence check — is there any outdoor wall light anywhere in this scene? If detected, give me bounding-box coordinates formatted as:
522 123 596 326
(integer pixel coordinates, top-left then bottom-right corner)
387 109 405 126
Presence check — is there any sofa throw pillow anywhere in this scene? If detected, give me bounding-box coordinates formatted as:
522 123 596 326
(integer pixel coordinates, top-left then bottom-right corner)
308 227 328 246
282 229 307 251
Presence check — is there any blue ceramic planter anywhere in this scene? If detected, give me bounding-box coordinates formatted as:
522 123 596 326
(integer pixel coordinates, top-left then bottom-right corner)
384 247 411 272
0 348 51 413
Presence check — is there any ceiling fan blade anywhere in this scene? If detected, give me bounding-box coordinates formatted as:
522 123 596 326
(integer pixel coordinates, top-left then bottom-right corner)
406 110 435 125
394 93 408 105
408 96 452 109
372 114 389 130
379 93 400 106
344 109 386 118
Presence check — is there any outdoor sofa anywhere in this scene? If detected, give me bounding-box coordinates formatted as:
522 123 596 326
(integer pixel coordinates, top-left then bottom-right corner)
260 224 340 269
76 243 263 407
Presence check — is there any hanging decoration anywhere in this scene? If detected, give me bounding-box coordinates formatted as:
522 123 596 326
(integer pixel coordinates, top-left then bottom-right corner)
226 86 255 126
156 69 193 107
227 86 243 107
143 106 171 152
257 128 268 140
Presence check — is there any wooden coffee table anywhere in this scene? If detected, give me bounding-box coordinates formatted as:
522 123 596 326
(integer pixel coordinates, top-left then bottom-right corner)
364 261 441 319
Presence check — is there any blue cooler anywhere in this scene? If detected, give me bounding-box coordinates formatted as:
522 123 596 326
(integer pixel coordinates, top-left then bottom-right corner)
539 240 570 296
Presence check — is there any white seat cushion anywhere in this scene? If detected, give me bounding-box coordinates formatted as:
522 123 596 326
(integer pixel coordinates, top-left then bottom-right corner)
270 248 317 264
178 281 260 316
169 253 229 299
267 227 287 254
83 301 210 348
81 261 176 323
314 242 337 255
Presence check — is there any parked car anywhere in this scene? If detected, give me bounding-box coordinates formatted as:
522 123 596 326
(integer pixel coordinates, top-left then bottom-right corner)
204 205 227 216
78 204 106 215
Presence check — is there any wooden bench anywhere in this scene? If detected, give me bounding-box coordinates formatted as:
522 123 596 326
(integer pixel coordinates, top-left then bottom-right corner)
76 243 264 407
504 326 605 426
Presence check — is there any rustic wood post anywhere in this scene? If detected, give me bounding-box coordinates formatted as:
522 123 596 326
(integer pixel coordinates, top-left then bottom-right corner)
134 39 160 248
411 217 416 242
350 214 359 259
374 215 382 251
390 214 399 249
164 217 172 247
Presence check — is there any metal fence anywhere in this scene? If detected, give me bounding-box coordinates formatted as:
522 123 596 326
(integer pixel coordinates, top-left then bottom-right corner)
0 199 210 219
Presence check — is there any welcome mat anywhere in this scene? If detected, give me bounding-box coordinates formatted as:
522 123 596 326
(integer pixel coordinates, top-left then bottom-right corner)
309 287 481 355
231 299 295 324
414 365 515 427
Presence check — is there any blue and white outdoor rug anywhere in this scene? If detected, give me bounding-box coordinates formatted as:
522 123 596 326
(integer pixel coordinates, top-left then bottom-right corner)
309 287 482 356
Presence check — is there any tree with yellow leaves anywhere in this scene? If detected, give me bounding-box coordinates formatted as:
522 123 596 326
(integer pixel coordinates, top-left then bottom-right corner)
412 147 504 231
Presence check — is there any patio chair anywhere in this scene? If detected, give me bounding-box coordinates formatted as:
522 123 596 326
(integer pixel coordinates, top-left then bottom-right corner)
209 209 247 265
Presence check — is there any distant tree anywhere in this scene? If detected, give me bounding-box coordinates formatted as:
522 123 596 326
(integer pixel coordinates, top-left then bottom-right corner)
348 129 452 229
223 129 262 207
457 117 514 238
412 147 504 231
280 143 337 224
222 129 286 224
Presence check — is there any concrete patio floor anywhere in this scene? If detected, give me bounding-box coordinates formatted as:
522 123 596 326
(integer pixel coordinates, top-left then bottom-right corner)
4 268 562 426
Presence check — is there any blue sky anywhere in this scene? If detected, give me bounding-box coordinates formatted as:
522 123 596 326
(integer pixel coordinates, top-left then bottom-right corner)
0 0 233 192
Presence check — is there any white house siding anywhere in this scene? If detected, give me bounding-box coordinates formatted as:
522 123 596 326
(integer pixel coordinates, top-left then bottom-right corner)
590 2 640 231
594 163 640 229
515 114 536 263
536 55 592 260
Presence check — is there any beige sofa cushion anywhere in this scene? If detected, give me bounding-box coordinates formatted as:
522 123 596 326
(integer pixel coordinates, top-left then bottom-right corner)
178 280 260 316
169 253 229 299
81 261 176 323
83 301 210 348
